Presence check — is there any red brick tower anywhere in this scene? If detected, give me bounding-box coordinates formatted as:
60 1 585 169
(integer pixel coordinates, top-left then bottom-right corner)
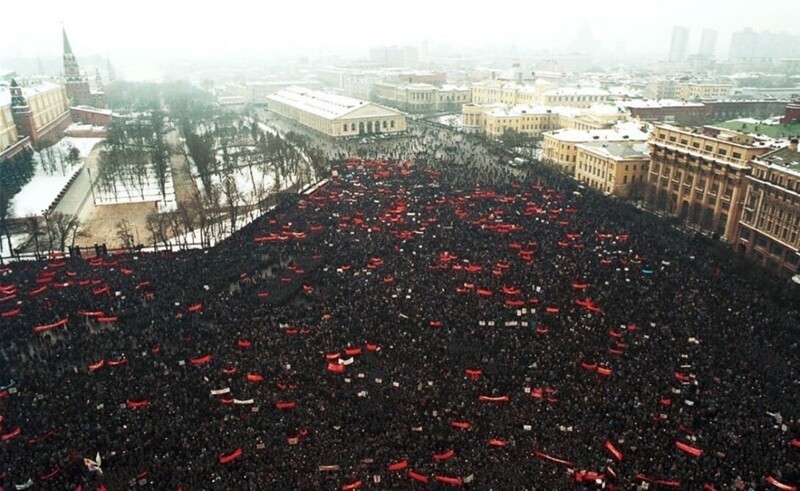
9 79 38 146
63 28 92 107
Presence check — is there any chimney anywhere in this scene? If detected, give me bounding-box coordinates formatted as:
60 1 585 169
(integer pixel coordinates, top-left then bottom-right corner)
790 138 798 152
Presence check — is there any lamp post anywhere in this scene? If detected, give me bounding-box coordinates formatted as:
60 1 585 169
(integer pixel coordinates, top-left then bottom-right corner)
86 167 96 205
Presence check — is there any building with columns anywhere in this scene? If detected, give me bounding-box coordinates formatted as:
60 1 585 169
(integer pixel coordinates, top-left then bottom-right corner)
266 86 406 138
735 140 800 277
645 124 773 241
372 82 470 114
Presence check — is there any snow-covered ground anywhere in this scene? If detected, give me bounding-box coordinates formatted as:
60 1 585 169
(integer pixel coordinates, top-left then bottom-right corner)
730 116 782 126
95 168 177 212
437 114 464 128
9 137 103 219
194 164 277 208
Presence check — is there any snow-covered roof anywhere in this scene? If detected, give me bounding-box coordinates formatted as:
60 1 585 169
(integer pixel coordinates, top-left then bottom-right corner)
624 99 705 109
0 81 64 108
440 84 470 92
546 123 648 143
268 86 398 121
544 87 609 97
73 105 113 115
488 104 553 117
577 141 650 160
268 86 369 119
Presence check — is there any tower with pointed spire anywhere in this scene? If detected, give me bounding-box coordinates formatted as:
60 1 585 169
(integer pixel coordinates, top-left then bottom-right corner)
9 79 38 145
62 27 93 107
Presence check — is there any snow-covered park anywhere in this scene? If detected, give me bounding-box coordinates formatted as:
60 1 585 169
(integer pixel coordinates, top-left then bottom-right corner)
9 137 103 219
94 166 177 212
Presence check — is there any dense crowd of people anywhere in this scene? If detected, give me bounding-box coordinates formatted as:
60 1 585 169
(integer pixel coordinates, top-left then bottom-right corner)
0 127 799 490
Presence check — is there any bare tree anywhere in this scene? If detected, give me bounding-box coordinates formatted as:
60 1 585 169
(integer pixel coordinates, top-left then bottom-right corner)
145 212 170 250
26 215 43 259
45 212 80 252
115 218 136 251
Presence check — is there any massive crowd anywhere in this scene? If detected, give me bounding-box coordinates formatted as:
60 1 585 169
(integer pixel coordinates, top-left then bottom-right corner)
0 127 799 490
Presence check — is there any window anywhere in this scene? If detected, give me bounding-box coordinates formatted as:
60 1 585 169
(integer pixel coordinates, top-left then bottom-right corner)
740 228 750 240
705 145 713 152
718 149 727 156
732 152 742 159
692 142 700 148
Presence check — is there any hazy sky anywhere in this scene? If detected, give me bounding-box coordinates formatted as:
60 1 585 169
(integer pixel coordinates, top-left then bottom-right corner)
1 0 798 62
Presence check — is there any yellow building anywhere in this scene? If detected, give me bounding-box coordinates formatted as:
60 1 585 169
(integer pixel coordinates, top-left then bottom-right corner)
539 87 610 108
736 140 800 276
372 82 470 113
26 82 70 131
0 102 17 151
470 79 556 105
481 105 558 138
1 80 70 154
542 123 649 175
266 86 406 138
463 103 627 137
676 82 732 101
645 124 772 241
575 141 649 198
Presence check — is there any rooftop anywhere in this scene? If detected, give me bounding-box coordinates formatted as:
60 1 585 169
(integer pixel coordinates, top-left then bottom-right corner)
577 141 650 160
0 81 63 108
624 99 705 109
267 86 370 120
759 143 800 173
547 122 649 143
488 104 553 117
544 87 609 97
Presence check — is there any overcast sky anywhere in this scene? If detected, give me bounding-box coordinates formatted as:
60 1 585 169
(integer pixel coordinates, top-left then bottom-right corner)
1 0 798 62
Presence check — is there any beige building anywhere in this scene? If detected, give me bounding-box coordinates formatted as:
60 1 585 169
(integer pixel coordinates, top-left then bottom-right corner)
266 86 406 138
0 101 17 151
539 87 610 108
645 124 772 241
26 82 70 130
676 82 732 101
1 80 70 155
542 123 649 175
470 79 556 105
463 103 627 138
575 141 649 198
372 82 470 113
736 140 800 276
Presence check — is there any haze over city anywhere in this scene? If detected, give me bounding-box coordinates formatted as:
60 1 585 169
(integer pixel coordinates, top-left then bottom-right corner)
2 0 799 68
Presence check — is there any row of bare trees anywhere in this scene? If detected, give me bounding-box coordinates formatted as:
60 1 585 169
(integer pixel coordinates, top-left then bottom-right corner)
96 111 172 203
182 115 319 237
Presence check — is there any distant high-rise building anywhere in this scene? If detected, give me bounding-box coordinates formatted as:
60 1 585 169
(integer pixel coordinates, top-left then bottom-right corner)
698 29 717 57
729 28 758 59
729 28 800 60
369 46 419 68
669 26 690 62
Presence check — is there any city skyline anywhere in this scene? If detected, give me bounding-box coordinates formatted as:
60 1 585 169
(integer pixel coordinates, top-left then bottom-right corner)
1 0 798 64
